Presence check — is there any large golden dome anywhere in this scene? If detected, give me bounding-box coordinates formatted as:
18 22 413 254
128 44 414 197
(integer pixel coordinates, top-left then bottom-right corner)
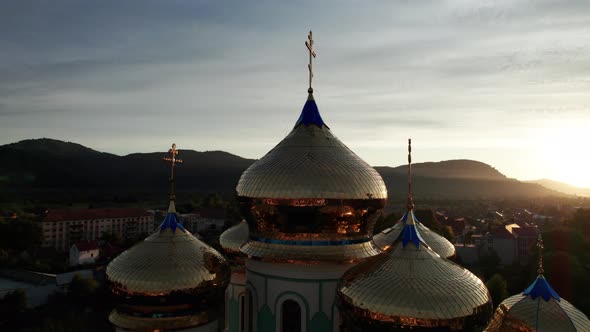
237 91 387 262
337 210 492 331
373 211 456 259
236 94 386 201
486 274 590 331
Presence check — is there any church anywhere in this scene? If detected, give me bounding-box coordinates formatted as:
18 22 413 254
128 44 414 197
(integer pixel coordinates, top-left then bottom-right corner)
104 32 590 332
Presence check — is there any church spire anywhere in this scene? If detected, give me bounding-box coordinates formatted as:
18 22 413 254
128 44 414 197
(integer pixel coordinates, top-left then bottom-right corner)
522 234 560 301
407 138 414 211
400 138 422 249
163 143 183 213
295 30 326 128
537 233 544 275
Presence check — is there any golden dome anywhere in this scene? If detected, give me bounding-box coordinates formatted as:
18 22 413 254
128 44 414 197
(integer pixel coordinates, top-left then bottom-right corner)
236 92 387 262
106 203 230 296
373 212 456 258
219 220 249 256
108 309 210 332
337 210 492 331
486 275 590 332
240 239 381 262
236 94 387 201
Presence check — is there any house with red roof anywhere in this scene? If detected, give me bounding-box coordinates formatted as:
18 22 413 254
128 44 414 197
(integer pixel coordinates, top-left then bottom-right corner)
483 223 539 265
69 240 99 266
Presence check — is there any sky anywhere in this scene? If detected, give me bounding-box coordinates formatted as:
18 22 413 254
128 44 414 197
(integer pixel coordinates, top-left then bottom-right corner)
1 0 590 187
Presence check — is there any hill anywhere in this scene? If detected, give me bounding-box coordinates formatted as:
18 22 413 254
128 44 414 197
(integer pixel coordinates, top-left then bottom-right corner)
526 179 590 197
0 138 254 201
375 160 560 201
0 138 563 203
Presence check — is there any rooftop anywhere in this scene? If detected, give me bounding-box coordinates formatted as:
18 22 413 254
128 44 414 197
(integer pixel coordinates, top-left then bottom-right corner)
44 208 152 223
73 240 99 251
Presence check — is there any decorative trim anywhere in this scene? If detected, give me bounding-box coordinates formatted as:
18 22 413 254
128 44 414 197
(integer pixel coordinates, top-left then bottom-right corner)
255 237 370 246
247 268 339 283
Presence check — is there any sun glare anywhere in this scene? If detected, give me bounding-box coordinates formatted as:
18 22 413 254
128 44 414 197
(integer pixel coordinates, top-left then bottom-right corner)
535 124 590 188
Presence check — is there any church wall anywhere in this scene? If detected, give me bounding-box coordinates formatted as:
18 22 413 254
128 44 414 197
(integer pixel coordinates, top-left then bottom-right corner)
225 269 246 332
245 259 355 332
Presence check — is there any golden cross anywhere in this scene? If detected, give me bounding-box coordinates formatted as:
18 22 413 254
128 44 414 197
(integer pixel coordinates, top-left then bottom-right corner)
305 30 317 91
163 143 183 200
537 234 544 275
407 138 414 210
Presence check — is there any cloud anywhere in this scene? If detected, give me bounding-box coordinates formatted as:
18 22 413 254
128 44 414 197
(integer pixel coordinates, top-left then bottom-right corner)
1 0 590 183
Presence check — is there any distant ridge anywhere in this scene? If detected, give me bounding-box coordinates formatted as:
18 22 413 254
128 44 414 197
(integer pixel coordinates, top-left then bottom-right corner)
381 159 507 180
0 138 564 202
526 179 590 197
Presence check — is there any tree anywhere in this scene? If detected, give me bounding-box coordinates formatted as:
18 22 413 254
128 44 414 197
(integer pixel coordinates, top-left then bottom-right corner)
0 218 42 251
0 289 27 315
478 249 501 279
486 273 509 308
441 225 455 242
100 232 124 247
69 274 97 299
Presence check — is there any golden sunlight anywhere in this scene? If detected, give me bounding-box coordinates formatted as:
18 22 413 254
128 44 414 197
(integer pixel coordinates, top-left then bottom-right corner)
535 124 590 188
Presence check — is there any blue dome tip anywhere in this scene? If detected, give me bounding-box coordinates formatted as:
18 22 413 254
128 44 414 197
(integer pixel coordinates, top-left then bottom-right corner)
400 211 422 249
294 97 326 128
160 212 186 233
523 275 560 302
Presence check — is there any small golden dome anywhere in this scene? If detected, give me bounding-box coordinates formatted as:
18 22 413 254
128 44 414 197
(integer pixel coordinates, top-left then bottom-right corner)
219 220 249 256
373 212 455 259
337 211 492 331
108 309 211 331
106 203 230 296
486 275 590 331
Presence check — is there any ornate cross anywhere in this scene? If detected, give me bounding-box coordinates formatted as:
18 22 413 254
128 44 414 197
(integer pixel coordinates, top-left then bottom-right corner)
537 234 544 275
407 138 414 210
305 30 317 91
163 143 183 200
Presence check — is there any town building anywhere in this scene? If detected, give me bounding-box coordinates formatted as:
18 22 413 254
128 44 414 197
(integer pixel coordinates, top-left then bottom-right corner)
69 240 99 266
41 208 154 251
482 223 539 265
180 208 227 235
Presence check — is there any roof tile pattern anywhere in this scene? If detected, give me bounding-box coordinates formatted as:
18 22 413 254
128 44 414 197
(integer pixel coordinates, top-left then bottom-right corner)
236 97 386 200
106 212 229 295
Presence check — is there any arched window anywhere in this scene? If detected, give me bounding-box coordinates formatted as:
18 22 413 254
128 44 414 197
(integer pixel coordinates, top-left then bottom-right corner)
239 290 253 332
281 300 302 332
239 294 245 332
247 291 253 332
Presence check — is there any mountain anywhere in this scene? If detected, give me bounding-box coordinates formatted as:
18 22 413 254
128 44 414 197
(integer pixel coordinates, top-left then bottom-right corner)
0 138 254 200
0 138 563 202
375 160 560 200
526 179 590 197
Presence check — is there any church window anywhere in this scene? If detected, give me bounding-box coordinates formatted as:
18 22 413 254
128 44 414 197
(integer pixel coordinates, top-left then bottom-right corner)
281 300 301 332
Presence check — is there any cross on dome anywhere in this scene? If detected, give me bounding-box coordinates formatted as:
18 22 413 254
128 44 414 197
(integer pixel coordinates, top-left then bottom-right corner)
537 234 544 275
407 138 414 211
305 30 317 92
163 143 183 202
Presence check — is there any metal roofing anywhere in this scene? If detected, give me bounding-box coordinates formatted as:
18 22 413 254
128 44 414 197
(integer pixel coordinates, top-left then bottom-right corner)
236 93 386 200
